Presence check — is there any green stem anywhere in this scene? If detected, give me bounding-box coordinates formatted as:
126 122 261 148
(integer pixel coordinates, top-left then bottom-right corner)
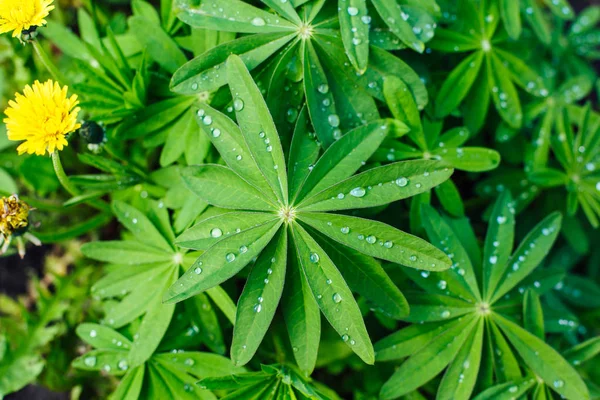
32 40 67 84
51 151 111 212
51 151 80 197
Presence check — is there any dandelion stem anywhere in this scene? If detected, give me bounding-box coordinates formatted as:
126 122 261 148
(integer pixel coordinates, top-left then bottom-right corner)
32 40 68 84
51 151 111 212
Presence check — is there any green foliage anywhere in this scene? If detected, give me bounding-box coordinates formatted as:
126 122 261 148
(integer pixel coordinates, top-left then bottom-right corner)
0 0 599 399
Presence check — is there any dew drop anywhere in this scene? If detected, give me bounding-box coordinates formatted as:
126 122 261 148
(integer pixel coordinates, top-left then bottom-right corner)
226 253 236 262
347 6 359 16
395 177 409 187
84 356 96 367
341 227 350 234
212 128 221 138
318 83 329 94
118 359 128 371
309 252 320 263
553 380 564 388
384 241 393 248
342 334 349 342
251 17 266 26
350 187 366 197
233 98 245 111
332 293 343 303
254 304 262 313
328 114 340 127
366 235 377 244
441 310 451 318
194 267 202 275
90 330 97 338
210 228 223 238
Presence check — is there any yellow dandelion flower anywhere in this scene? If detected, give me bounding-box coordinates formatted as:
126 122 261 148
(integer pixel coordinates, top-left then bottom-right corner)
4 79 81 156
0 0 54 38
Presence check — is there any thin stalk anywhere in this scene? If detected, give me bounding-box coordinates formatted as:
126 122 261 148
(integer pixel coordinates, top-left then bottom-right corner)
32 40 67 84
51 151 111 212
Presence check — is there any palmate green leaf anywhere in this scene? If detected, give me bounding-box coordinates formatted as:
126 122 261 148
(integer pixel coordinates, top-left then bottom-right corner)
437 318 484 400
487 318 522 381
164 221 282 303
563 336 600 365
110 366 145 400
299 212 451 271
338 0 369 73
420 205 481 301
232 229 287 366
129 270 177 366
462 59 491 134
524 289 545 339
434 147 501 172
482 192 516 301
91 263 166 299
282 250 321 375
303 40 344 149
176 0 297 33
72 349 129 374
80 241 174 264
194 104 279 202
488 52 523 129
435 51 484 118
383 76 426 149
116 97 196 140
128 16 187 74
153 352 245 378
379 315 478 400
312 231 409 319
499 0 521 39
171 33 295 94
494 313 590 400
472 377 537 400
113 201 174 252
185 294 226 354
371 0 424 52
103 271 169 328
295 119 403 202
522 0 551 44
297 160 453 212
402 293 475 322
435 180 465 217
181 165 277 211
291 223 374 364
176 212 278 250
76 323 133 351
374 322 446 361
226 54 289 203
312 39 381 138
288 107 321 200
491 212 562 303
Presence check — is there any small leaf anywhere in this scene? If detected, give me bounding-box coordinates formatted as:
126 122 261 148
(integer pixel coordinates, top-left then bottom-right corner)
491 212 562 302
524 289 545 339
299 212 451 271
436 52 484 118
338 0 370 73
282 249 321 375
291 223 374 364
164 221 282 303
494 313 590 400
297 160 453 212
231 229 287 366
181 165 278 211
379 316 477 400
226 54 289 203
176 212 278 250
